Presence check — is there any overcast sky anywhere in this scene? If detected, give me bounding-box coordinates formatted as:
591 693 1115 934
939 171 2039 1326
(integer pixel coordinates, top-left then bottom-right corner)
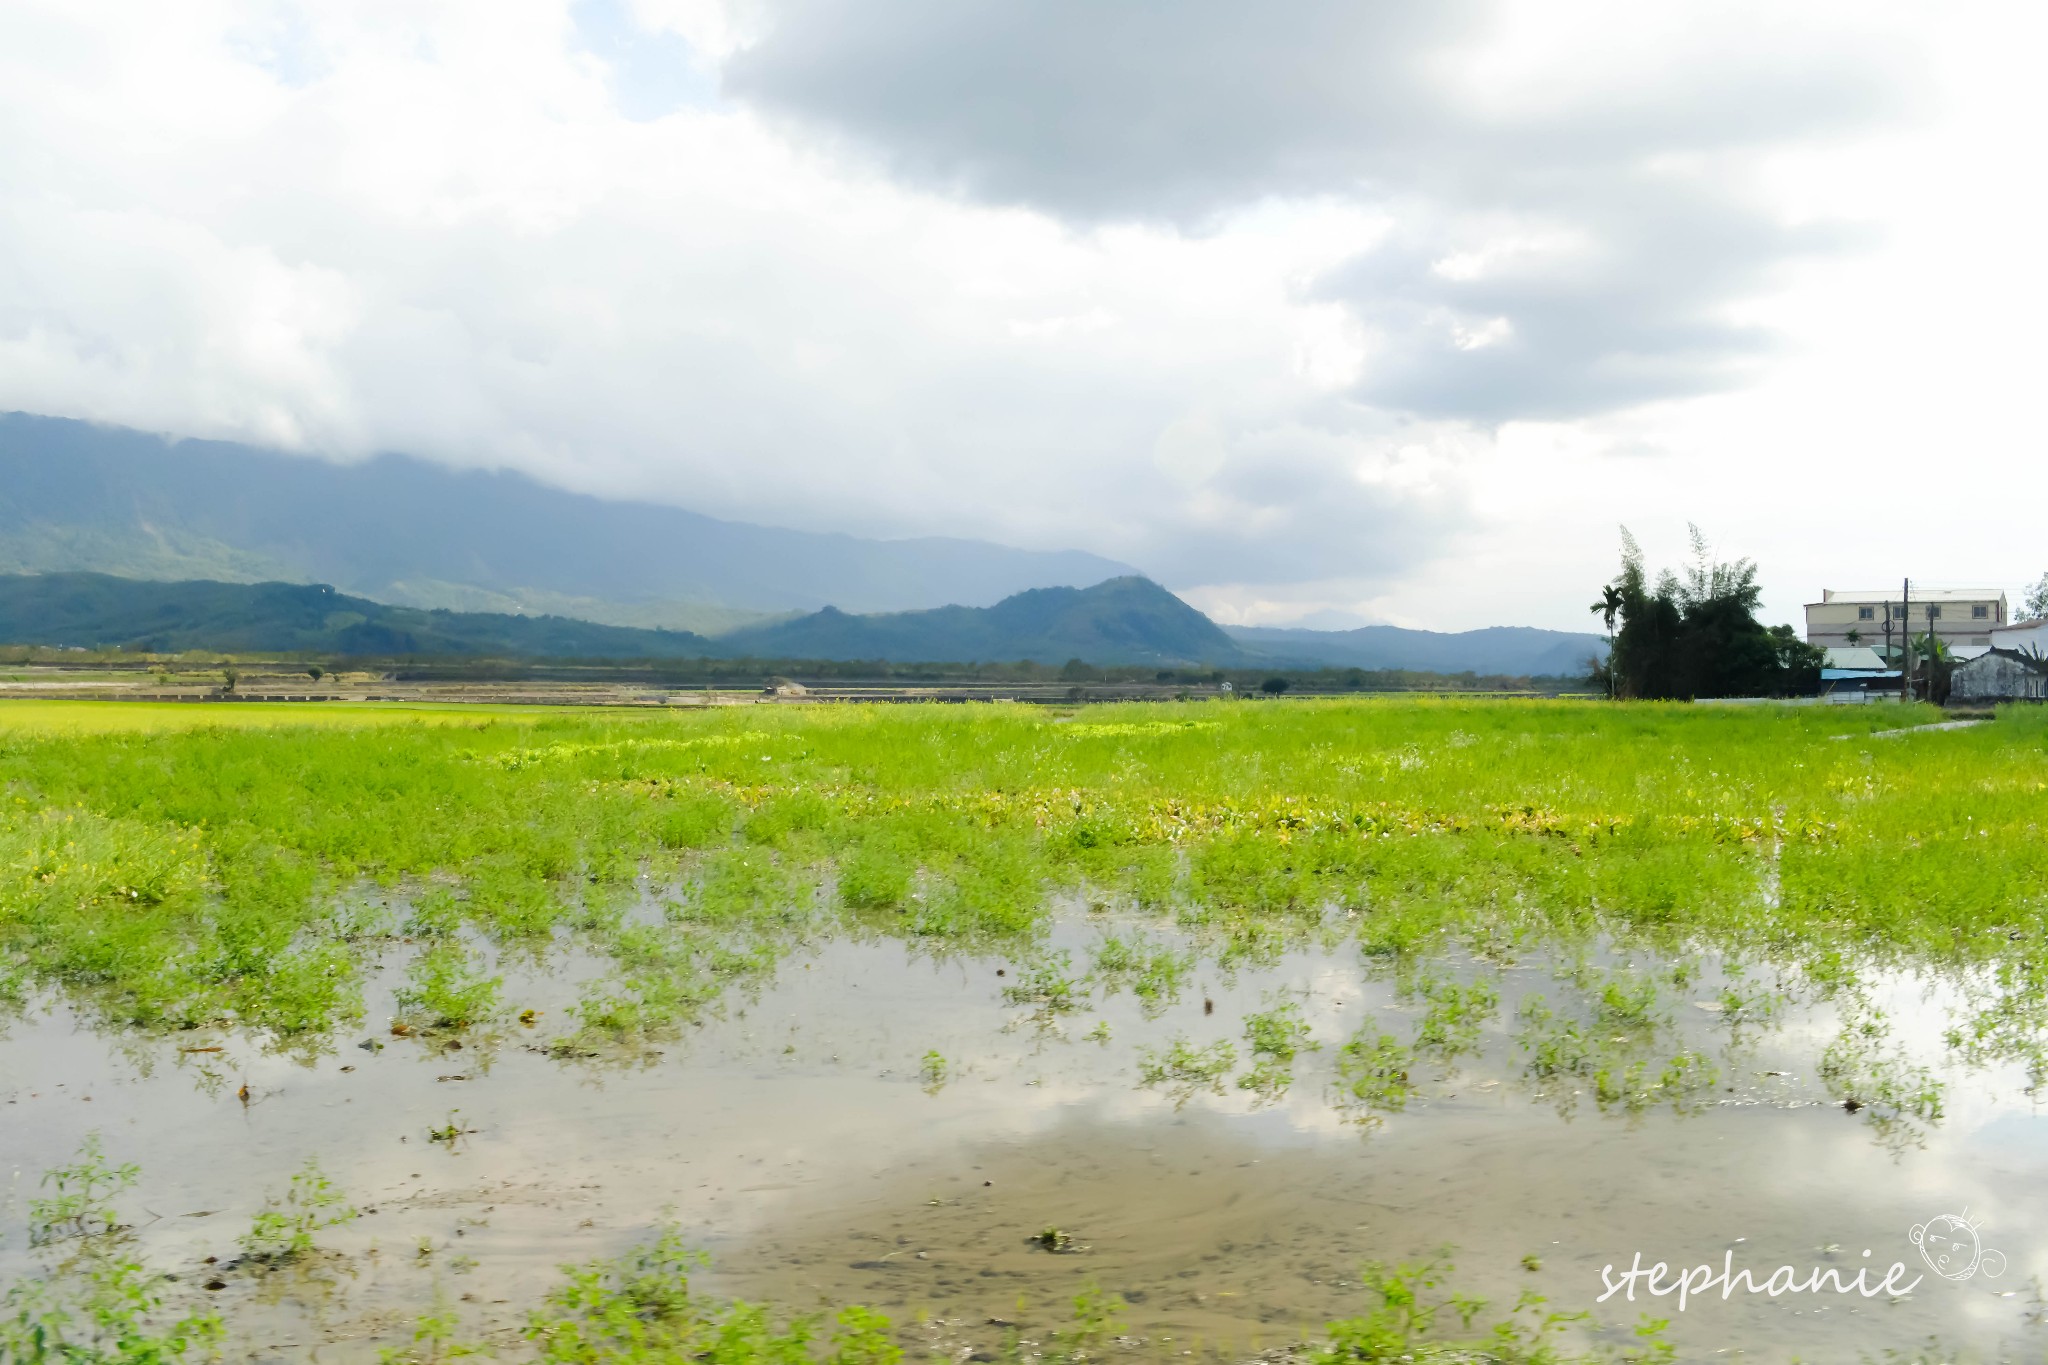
3 1 2042 630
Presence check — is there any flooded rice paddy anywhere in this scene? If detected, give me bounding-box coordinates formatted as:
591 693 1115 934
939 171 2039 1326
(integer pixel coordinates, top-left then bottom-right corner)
6 909 2047 1361
4 699 2048 1361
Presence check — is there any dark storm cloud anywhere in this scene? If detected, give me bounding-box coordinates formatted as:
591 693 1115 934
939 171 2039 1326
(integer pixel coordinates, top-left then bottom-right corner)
1325 189 1865 422
723 0 1912 422
724 0 1482 223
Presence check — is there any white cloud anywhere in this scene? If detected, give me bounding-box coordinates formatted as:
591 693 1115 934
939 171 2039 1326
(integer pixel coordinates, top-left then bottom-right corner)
1 0 2043 631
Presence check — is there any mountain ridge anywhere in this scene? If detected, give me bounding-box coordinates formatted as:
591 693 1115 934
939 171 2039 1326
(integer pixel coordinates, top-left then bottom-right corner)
0 573 717 659
0 572 1239 666
0 571 1605 676
720 577 1240 665
0 412 1138 617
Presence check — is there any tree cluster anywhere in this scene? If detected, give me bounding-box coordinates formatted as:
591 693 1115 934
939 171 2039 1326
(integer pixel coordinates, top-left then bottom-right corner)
2024 571 2048 623
1595 526 1823 700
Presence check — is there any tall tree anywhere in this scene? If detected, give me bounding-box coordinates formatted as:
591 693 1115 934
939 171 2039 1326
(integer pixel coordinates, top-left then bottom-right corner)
1588 584 1624 696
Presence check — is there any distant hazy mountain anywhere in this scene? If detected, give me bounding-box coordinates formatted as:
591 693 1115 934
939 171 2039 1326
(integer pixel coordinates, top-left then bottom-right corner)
1228 623 1606 676
721 577 1241 665
0 413 1137 616
0 573 716 658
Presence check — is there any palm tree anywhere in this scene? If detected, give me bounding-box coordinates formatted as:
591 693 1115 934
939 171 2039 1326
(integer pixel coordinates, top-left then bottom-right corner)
1913 630 1955 705
1844 627 1862 647
1589 584 1624 697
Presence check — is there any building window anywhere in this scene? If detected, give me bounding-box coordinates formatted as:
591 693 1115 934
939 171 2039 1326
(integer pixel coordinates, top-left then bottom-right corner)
1858 606 1874 620
1973 605 1989 619
1927 606 1942 619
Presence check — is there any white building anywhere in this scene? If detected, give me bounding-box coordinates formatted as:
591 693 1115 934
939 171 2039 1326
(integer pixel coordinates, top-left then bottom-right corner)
1991 618 2048 656
1804 588 2008 652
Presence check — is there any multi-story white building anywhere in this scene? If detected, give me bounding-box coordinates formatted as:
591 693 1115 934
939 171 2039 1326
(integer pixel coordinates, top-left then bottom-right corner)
1991 617 2048 656
1804 588 2008 651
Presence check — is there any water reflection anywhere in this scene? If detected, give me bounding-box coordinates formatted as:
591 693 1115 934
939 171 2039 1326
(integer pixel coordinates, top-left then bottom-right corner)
2 920 2046 1360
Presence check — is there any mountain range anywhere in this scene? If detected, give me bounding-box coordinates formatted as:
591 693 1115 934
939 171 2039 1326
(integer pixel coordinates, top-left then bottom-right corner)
0 572 1228 665
0 413 1607 674
0 571 1602 674
0 413 1135 625
0 573 715 660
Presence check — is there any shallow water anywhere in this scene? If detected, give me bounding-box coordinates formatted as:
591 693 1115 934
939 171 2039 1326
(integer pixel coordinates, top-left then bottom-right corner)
3 916 2046 1361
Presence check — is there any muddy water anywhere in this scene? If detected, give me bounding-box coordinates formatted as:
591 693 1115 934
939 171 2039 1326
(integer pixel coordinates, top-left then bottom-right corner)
3 921 2046 1361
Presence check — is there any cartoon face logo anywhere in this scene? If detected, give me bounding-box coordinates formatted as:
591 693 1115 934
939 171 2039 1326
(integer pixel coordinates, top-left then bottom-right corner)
1909 1212 2007 1282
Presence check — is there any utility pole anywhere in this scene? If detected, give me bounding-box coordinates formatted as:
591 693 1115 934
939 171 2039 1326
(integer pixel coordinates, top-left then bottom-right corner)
1901 577 1913 704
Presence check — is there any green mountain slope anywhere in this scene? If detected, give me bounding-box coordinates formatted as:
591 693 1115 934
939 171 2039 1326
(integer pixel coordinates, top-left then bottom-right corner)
720 577 1244 665
0 574 717 658
0 572 1585 674
0 573 1242 666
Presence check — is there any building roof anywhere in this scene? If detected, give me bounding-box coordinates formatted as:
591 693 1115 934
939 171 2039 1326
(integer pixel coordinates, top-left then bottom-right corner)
1958 647 2048 673
1813 587 2006 605
1822 646 1889 671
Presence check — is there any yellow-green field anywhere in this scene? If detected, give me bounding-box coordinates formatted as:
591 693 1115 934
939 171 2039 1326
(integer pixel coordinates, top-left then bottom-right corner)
4 694 2043 1045
0 698 576 735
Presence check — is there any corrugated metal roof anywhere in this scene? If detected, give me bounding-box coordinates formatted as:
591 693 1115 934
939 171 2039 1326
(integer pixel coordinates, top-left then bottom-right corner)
1822 646 1888 670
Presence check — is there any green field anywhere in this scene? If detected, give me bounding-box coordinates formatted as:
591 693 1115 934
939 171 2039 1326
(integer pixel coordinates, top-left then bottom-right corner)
0 698 571 734
4 696 2046 1361
5 696 2042 1038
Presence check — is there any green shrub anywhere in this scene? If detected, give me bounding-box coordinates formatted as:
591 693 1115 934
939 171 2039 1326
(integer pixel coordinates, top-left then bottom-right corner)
240 1159 358 1262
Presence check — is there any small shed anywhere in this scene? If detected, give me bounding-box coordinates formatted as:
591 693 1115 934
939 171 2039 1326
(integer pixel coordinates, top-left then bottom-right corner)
1819 646 1898 700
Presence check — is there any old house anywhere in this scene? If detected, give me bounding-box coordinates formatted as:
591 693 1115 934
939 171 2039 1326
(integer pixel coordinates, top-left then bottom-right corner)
1951 647 2048 703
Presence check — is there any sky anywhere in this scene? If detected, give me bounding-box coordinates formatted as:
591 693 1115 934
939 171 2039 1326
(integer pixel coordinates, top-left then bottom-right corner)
2 0 2043 632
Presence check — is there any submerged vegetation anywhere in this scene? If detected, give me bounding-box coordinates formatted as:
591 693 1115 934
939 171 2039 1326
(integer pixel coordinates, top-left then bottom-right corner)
2 695 2046 1357
0 696 2044 1103
4 1136 1691 1365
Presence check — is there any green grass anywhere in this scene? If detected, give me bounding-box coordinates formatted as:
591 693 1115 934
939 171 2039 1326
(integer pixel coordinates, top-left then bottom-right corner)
0 696 2043 1075
0 698 559 735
